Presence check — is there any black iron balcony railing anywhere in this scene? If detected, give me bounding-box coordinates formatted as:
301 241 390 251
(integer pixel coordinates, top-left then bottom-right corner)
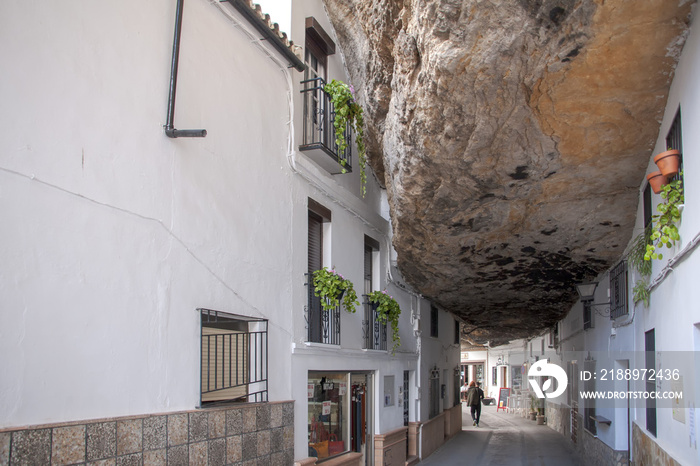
362 298 387 351
199 309 268 405
305 274 341 345
300 77 353 174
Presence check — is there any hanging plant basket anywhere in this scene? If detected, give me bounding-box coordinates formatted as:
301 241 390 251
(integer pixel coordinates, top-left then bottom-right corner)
654 149 681 177
312 268 359 313
646 171 668 194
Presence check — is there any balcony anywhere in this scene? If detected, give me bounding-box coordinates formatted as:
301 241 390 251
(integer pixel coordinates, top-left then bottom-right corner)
300 77 352 174
199 309 268 404
305 274 341 345
362 299 387 351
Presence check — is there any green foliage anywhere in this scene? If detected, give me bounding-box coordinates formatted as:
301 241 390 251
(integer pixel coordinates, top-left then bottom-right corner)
323 79 367 197
645 175 684 261
368 290 402 354
628 228 652 278
312 267 359 313
633 279 650 307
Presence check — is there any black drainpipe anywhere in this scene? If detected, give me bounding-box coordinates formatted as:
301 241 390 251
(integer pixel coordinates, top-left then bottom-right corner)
164 0 207 138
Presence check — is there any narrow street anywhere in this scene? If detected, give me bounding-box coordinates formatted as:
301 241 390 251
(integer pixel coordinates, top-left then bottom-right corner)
418 404 581 466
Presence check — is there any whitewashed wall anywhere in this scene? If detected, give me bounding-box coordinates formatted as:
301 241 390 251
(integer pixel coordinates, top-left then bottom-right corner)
553 13 700 465
0 0 301 428
631 10 700 465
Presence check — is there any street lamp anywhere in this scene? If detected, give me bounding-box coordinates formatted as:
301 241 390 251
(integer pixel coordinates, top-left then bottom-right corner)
575 282 598 302
575 281 611 308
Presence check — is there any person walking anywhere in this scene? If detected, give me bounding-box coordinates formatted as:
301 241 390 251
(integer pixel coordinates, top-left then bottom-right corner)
466 381 484 426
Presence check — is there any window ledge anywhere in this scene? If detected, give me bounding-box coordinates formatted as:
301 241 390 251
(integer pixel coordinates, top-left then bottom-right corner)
303 341 340 349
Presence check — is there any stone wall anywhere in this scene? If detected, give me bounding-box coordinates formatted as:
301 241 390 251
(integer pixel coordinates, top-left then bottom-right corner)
581 429 629 466
0 401 294 465
545 401 570 441
632 422 682 466
545 402 627 466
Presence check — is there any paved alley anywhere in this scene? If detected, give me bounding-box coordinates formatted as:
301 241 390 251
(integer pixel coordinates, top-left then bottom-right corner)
418 404 582 466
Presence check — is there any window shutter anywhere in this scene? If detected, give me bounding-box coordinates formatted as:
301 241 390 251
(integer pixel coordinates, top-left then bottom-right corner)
308 211 323 273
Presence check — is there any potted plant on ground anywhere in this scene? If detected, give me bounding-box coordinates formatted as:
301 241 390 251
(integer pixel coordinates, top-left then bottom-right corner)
536 403 545 425
654 148 681 177
368 290 402 354
529 395 537 420
645 174 684 262
323 79 367 197
312 267 359 313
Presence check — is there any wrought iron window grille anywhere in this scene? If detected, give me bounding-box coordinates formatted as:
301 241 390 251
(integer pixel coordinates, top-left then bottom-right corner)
609 261 628 319
305 274 341 345
199 308 268 406
362 297 387 351
299 77 353 173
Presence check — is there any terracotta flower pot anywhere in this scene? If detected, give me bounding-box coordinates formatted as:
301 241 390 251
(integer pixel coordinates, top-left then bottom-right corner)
647 171 668 194
654 149 681 177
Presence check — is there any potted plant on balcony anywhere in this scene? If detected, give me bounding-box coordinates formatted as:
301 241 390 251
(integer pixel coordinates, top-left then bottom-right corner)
645 174 684 262
312 267 359 313
323 79 367 196
653 147 681 177
368 290 402 354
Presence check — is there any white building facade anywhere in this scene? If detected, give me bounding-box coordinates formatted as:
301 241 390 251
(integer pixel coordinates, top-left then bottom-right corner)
0 0 460 464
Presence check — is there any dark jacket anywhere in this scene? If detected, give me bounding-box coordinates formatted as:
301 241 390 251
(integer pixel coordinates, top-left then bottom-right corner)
466 386 484 406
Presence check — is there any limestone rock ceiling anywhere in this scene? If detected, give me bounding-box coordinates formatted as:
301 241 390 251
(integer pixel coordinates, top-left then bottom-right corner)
322 0 695 346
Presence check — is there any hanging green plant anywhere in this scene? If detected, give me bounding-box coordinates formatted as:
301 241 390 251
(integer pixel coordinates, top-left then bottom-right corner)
628 227 652 277
312 267 359 313
368 290 402 354
644 174 684 261
633 279 651 307
323 79 367 197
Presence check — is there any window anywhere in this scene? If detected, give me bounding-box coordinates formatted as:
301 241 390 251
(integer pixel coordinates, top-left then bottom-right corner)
454 320 460 345
308 372 348 460
583 359 596 435
643 183 653 229
665 108 683 183
609 261 628 319
430 305 438 338
307 199 338 344
645 329 657 437
583 301 593 330
199 309 268 405
363 236 386 350
403 371 410 426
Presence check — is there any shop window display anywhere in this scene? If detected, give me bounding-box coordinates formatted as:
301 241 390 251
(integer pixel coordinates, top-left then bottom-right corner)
308 372 348 459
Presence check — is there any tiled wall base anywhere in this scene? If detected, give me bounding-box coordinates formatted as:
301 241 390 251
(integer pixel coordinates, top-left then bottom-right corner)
632 422 682 466
0 401 294 465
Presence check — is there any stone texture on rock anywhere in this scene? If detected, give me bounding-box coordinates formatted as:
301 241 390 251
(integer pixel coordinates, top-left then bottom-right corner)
322 0 695 344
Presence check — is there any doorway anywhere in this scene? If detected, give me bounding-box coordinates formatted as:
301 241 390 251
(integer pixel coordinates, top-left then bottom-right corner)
351 373 374 465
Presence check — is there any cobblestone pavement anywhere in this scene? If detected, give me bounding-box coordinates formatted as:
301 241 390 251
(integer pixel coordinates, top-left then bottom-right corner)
418 404 582 466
